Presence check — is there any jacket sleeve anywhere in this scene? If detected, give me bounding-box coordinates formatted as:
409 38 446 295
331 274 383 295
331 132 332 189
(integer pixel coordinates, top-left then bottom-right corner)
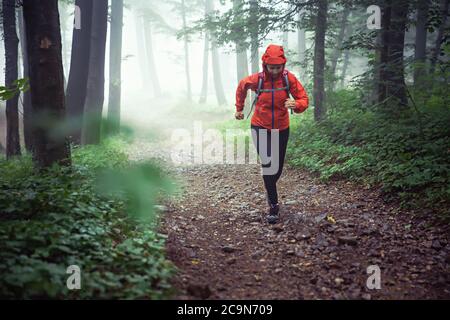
288 72 309 114
235 73 259 112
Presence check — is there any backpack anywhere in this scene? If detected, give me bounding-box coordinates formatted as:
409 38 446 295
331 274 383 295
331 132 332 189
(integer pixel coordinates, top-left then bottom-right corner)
246 69 293 119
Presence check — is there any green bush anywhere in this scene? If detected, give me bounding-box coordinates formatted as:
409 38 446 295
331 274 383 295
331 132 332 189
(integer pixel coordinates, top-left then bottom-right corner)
0 138 176 299
288 90 450 221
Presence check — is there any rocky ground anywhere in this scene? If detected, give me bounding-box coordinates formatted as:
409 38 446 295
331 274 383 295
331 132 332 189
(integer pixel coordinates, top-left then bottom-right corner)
156 161 449 300
126 103 449 300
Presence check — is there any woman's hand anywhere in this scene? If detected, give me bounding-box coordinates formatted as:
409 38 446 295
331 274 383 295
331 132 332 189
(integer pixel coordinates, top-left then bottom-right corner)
235 111 244 120
284 98 296 110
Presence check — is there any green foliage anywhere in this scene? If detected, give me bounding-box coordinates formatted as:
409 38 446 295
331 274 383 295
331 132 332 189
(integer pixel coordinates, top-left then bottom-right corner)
0 78 30 101
288 90 450 221
0 138 176 299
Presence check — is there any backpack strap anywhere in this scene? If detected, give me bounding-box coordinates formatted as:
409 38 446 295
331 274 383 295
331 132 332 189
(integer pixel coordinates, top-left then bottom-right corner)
246 72 265 119
282 70 294 115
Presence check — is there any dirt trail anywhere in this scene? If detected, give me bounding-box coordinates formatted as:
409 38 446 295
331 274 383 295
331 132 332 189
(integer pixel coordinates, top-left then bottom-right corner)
126 102 449 300
158 161 449 300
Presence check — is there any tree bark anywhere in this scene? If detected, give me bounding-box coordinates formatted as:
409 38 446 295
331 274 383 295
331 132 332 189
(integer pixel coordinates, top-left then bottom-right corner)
329 6 350 90
249 0 259 74
207 0 227 106
386 0 408 109
181 0 192 101
233 0 249 111
378 1 391 105
199 31 209 104
340 22 353 89
413 0 430 90
3 0 21 158
282 31 288 49
429 0 449 76
233 0 249 82
143 18 162 98
297 10 306 81
313 0 327 122
22 0 71 168
81 0 108 145
66 0 93 144
107 0 123 135
133 10 150 89
17 6 33 153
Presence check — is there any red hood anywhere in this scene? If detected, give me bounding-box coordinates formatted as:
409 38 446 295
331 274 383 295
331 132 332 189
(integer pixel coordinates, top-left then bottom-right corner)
262 44 287 79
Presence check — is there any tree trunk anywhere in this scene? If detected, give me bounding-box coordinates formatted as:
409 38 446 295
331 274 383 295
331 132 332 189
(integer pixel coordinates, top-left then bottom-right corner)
143 18 162 98
297 10 306 81
378 1 391 105
429 0 449 76
107 0 123 135
207 0 227 106
3 0 21 158
66 0 93 144
233 0 249 81
181 0 192 101
22 0 71 168
340 48 350 89
282 31 288 49
81 0 108 145
386 0 408 109
133 10 150 89
313 0 327 122
413 0 430 90
199 32 209 104
17 5 33 153
329 7 350 90
233 0 249 111
340 22 353 89
249 0 259 74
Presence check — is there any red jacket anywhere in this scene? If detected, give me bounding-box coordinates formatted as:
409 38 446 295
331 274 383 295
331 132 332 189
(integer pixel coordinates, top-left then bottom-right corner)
235 44 309 130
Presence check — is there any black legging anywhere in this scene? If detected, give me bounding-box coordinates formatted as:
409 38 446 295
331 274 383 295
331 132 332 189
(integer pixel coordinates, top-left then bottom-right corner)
251 125 290 205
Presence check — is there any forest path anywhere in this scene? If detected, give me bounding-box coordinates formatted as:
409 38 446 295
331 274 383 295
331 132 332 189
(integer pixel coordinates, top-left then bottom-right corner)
159 161 449 300
128 139 449 300
125 101 449 300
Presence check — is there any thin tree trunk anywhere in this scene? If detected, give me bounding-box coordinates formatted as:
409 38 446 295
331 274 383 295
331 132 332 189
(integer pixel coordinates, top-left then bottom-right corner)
386 0 408 109
66 0 93 144
340 48 350 88
81 0 108 145
282 31 288 49
211 43 227 105
429 0 449 75
199 32 209 104
23 0 71 168
17 5 33 153
133 10 150 88
234 0 248 82
16 10 22 79
313 0 327 122
207 0 227 106
3 0 21 158
413 0 430 90
330 7 350 90
181 0 192 101
107 0 123 135
379 1 391 106
233 0 249 111
143 18 162 98
249 0 259 74
340 22 353 89
297 11 306 81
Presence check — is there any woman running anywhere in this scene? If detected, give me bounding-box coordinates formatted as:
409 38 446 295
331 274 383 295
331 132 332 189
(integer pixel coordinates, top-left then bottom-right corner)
234 44 309 224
